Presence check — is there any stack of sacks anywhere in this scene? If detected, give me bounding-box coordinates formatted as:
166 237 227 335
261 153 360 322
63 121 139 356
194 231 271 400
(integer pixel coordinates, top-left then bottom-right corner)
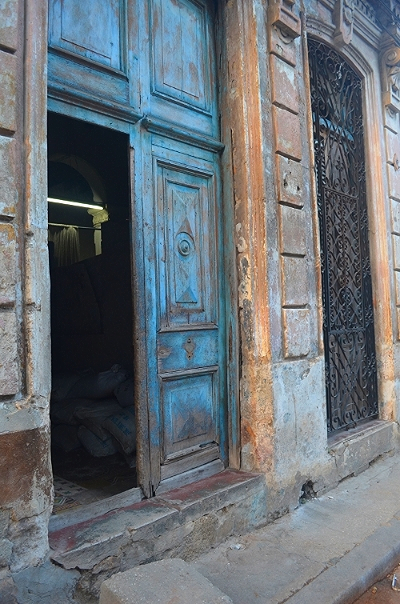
51 365 136 464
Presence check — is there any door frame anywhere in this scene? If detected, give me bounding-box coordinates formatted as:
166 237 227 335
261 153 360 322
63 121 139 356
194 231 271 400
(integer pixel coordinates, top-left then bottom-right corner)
46 0 242 500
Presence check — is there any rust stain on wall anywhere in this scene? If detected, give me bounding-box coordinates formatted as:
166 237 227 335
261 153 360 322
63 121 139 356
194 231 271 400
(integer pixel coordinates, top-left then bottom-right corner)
0 428 52 508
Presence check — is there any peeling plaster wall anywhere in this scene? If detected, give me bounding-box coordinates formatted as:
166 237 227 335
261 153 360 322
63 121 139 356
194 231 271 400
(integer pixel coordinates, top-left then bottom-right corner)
219 0 400 517
0 0 52 600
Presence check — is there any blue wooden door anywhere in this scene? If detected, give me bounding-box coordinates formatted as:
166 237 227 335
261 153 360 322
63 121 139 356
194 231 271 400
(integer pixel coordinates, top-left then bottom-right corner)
134 0 227 492
47 0 227 494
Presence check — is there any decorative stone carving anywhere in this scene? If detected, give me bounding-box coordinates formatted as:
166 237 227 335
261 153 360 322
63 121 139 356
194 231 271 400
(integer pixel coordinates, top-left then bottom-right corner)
382 46 400 113
268 0 301 40
333 0 354 46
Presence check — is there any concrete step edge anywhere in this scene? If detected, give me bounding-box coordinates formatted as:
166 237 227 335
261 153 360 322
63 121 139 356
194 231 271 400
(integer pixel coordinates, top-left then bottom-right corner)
283 514 400 604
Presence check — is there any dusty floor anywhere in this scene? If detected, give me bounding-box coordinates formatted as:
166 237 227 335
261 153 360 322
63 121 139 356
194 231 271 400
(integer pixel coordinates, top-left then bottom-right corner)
51 446 136 513
354 563 400 603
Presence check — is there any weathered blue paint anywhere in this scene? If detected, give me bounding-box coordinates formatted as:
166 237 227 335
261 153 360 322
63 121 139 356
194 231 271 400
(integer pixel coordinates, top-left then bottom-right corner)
48 0 229 494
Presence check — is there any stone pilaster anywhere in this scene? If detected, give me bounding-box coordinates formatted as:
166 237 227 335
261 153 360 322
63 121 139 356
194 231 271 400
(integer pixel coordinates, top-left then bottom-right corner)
0 0 52 591
268 3 312 360
381 43 400 341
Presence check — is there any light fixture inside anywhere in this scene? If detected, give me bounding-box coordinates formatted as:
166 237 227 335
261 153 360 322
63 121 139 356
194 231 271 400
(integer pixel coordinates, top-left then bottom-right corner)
47 197 103 210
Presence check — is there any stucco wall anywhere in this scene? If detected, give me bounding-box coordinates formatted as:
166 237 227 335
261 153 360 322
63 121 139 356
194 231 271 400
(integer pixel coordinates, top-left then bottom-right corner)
219 0 400 516
0 1 52 600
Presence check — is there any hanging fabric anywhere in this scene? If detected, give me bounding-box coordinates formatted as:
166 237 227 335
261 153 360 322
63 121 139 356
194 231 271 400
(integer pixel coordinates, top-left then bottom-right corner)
52 226 80 267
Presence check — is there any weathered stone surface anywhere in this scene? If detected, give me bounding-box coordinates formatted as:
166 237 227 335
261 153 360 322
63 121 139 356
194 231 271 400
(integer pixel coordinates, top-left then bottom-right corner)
0 223 16 305
397 307 400 340
388 162 400 201
0 311 19 395
281 256 308 306
193 452 400 604
0 0 19 52
0 511 10 540
13 559 80 604
283 308 310 358
391 198 400 235
0 569 17 604
385 125 400 167
271 55 299 114
273 106 302 160
49 471 266 599
0 52 17 132
0 428 51 512
328 421 396 481
272 358 326 488
23 227 51 399
276 155 304 207
279 205 306 255
99 559 233 604
269 24 298 66
394 270 400 306
0 539 12 568
9 510 51 573
0 135 18 216
384 109 399 134
392 233 400 270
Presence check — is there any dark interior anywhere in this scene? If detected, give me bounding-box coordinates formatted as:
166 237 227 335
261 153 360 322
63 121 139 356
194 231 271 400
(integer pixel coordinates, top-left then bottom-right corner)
48 113 137 513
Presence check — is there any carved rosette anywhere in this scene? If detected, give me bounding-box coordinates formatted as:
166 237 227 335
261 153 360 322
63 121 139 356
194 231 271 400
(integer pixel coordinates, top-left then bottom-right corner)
333 0 354 46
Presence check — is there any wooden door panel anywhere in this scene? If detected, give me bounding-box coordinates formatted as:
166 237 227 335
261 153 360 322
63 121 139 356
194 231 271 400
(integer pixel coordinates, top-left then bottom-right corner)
47 0 138 122
157 329 218 373
151 0 210 112
162 370 218 457
48 52 130 106
50 0 123 69
48 0 226 493
148 0 216 136
156 162 217 328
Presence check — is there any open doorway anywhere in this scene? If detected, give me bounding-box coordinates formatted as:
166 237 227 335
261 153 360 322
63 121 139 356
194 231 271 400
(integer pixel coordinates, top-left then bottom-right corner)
47 113 137 514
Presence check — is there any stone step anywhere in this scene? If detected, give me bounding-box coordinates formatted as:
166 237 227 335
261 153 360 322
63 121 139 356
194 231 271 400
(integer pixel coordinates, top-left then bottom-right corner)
99 558 233 604
49 470 266 575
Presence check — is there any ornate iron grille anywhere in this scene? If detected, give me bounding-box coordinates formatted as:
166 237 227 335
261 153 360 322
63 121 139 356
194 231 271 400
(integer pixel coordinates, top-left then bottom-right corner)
308 39 378 433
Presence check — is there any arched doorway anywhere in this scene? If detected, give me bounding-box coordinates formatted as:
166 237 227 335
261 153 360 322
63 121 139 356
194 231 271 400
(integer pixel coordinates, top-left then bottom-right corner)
308 39 378 433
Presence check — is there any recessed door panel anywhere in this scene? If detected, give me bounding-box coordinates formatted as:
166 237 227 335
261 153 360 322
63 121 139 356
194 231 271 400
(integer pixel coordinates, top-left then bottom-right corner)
156 162 216 327
157 329 218 373
162 370 218 458
50 0 123 69
151 0 211 112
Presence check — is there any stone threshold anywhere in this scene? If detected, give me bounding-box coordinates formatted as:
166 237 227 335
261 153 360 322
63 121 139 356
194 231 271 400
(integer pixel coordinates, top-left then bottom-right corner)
48 469 267 572
327 418 390 447
327 419 398 482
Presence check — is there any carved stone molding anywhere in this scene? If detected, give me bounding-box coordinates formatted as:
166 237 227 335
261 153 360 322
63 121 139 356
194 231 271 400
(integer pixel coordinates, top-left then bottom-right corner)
381 46 400 113
333 0 354 46
268 0 301 40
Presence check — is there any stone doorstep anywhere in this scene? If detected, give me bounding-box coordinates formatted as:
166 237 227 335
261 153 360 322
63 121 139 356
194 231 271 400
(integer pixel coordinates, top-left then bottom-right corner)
49 469 266 571
99 558 233 604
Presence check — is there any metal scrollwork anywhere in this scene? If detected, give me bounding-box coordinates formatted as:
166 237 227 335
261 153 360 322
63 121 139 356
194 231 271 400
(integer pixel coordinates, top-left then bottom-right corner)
308 39 378 434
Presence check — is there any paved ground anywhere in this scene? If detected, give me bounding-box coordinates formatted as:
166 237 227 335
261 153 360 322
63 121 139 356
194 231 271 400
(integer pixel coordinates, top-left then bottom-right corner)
354 562 400 603
190 451 400 604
